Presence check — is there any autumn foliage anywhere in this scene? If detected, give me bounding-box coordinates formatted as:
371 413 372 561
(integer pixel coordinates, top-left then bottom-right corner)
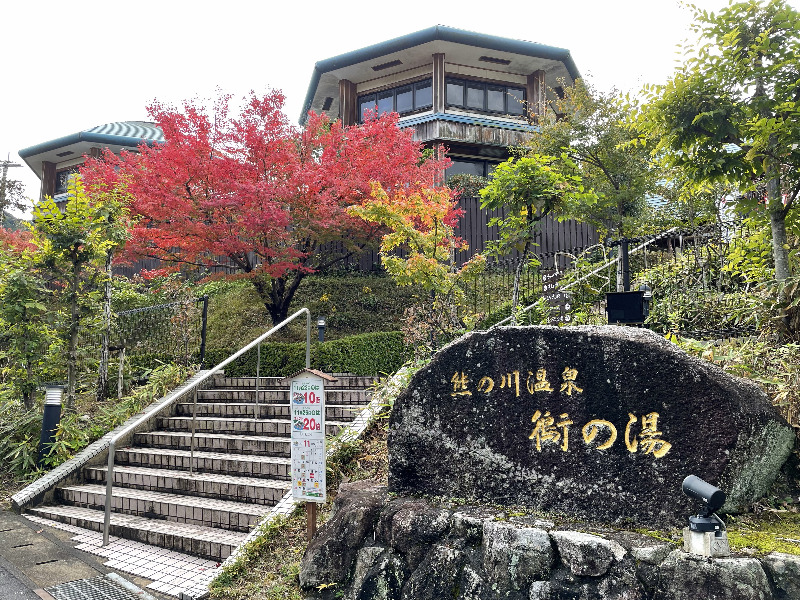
82 91 450 323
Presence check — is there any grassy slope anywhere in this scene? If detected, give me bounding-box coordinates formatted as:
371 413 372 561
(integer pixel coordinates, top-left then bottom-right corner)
203 274 423 350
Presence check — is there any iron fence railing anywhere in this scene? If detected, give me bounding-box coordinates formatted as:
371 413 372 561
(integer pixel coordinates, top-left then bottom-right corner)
482 220 768 340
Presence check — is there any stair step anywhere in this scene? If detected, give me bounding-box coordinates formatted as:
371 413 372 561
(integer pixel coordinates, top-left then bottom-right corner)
157 416 347 436
84 465 290 505
28 505 245 561
134 431 291 456
115 447 291 479
209 375 379 389
195 389 372 404
175 402 364 421
57 484 270 532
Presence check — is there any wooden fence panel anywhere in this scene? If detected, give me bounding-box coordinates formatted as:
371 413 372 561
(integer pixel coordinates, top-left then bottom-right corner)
112 197 599 277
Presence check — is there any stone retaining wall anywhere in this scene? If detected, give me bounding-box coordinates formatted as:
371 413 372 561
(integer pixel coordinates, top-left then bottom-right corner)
299 482 800 600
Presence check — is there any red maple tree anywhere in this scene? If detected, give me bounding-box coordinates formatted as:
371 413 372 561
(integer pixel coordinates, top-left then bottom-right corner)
83 91 450 324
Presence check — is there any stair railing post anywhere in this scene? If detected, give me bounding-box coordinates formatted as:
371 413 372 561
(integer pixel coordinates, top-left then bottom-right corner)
190 387 198 474
199 296 209 368
103 439 115 546
305 311 311 369
255 343 261 416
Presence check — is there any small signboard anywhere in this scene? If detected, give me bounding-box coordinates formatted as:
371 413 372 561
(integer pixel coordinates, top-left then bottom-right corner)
542 269 572 325
286 370 335 503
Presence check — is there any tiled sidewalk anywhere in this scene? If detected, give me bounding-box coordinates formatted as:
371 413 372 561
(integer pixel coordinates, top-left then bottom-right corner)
25 515 218 598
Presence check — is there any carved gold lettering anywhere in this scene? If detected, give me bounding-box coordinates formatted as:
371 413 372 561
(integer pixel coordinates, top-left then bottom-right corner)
450 372 472 397
582 419 618 450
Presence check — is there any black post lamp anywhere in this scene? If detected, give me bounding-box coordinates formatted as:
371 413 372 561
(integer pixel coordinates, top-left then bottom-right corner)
38 385 64 468
317 316 327 342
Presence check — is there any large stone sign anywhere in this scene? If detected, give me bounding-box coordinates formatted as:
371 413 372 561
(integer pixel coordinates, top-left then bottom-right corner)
388 326 795 526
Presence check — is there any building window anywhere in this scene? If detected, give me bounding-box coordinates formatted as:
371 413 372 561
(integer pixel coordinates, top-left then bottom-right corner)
358 78 434 122
445 78 526 117
55 166 80 195
446 80 464 107
414 80 432 109
446 158 499 179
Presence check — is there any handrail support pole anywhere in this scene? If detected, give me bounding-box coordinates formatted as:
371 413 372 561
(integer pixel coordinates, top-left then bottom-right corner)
306 310 311 369
103 440 115 546
255 344 261 414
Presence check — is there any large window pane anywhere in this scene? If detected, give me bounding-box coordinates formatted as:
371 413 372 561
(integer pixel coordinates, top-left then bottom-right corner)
487 87 505 112
506 88 525 115
466 84 484 110
359 94 376 121
446 80 464 106
447 159 485 178
414 81 432 109
377 90 394 115
396 86 413 113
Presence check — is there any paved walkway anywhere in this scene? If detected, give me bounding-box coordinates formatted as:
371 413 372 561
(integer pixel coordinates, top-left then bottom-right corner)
0 510 161 599
0 554 42 599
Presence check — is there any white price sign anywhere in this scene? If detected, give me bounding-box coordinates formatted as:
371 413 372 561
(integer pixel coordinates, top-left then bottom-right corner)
290 376 326 502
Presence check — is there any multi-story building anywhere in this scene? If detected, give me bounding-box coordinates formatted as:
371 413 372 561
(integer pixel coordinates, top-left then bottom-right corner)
18 121 163 206
301 25 579 177
301 25 596 263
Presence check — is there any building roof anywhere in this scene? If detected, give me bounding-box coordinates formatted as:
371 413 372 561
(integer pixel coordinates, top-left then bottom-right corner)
281 369 338 383
19 121 164 179
301 25 581 124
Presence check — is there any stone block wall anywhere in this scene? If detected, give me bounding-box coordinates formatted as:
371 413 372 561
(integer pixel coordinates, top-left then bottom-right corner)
299 482 800 600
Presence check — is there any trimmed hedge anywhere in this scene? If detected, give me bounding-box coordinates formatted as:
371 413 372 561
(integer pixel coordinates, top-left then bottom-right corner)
203 331 410 377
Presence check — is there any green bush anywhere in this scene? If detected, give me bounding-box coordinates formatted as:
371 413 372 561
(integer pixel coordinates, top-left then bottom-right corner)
203 331 410 377
0 364 191 479
477 295 548 329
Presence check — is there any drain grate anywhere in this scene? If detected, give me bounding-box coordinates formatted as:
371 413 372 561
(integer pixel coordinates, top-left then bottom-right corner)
45 576 149 600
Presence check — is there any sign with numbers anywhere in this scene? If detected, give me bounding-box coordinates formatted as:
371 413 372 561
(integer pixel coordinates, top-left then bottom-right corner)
290 375 327 502
541 269 572 325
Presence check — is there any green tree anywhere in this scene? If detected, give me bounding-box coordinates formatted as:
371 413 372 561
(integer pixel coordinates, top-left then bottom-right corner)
528 80 656 238
640 0 800 282
32 176 129 408
479 154 595 321
0 257 53 411
349 183 485 353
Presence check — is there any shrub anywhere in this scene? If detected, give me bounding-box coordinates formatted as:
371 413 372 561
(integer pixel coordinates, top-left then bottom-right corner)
203 331 409 377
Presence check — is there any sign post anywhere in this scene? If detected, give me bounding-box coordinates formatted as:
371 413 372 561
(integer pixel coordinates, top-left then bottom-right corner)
542 269 572 325
285 369 336 541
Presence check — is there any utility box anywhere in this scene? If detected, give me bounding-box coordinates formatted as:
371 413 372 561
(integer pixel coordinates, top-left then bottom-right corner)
606 290 650 324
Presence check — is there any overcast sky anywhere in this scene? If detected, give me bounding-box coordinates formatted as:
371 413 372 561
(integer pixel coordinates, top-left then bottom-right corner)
3 0 797 218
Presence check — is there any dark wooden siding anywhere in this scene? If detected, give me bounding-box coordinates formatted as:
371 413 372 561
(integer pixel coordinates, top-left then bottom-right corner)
112 197 598 277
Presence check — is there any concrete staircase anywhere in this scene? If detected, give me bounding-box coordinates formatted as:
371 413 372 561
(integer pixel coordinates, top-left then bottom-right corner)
28 373 377 562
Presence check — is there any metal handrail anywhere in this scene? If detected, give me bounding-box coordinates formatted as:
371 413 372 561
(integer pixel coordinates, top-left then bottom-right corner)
102 307 312 545
487 228 679 329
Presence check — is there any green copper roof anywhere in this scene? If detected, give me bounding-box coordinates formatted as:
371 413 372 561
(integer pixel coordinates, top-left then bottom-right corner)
300 25 581 123
19 121 163 158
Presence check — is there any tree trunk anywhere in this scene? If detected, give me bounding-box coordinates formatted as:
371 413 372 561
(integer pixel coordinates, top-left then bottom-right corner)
252 271 309 326
767 167 791 283
511 242 529 325
23 361 34 411
66 255 82 410
96 250 113 402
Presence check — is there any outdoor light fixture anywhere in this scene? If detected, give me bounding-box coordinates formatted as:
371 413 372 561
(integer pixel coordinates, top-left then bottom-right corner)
317 316 327 342
38 385 64 467
682 474 730 557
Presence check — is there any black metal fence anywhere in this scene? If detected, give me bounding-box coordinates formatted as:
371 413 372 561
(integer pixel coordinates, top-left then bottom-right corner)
554 220 767 340
75 297 209 394
110 296 209 366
